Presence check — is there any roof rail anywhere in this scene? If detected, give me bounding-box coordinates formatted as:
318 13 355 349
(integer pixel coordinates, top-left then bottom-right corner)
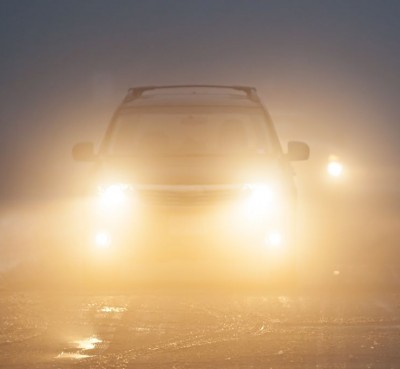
123 85 260 103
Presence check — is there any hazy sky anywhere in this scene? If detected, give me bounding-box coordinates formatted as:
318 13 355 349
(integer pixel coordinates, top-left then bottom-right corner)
0 0 399 200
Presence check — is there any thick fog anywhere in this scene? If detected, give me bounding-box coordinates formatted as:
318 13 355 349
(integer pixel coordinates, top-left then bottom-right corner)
0 0 399 284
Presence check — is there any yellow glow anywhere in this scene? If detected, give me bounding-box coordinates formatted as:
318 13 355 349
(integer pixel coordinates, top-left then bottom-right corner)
98 183 132 206
327 160 343 178
266 231 283 248
95 231 111 249
251 185 275 204
244 183 278 218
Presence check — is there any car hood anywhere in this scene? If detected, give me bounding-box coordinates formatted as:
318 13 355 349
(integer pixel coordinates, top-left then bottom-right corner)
95 156 285 186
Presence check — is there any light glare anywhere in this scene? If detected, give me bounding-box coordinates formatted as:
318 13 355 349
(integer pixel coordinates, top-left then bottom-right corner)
327 161 343 178
74 336 102 350
250 185 274 204
243 183 278 219
98 183 132 205
95 231 111 248
266 231 283 248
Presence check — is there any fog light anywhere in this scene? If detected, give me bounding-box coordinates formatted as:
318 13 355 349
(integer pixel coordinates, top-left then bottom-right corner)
95 231 111 249
266 231 283 248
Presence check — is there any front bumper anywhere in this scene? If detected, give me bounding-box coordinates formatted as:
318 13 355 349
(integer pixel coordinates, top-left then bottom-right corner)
83 192 294 265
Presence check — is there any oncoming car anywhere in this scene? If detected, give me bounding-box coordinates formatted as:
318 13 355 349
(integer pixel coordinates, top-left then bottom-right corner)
72 85 309 284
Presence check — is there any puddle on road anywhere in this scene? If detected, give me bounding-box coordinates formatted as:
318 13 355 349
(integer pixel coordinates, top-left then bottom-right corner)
55 303 124 361
99 306 127 313
74 336 103 350
55 335 103 360
56 352 92 360
134 327 151 332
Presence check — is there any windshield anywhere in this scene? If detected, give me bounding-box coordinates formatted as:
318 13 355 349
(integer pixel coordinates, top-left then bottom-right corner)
106 107 274 157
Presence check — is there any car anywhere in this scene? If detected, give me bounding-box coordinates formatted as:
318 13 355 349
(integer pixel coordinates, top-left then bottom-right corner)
72 85 309 285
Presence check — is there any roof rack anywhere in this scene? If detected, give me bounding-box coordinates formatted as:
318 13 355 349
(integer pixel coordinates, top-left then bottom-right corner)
123 85 260 103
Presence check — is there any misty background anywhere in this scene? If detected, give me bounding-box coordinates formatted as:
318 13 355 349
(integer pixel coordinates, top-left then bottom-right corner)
0 0 399 282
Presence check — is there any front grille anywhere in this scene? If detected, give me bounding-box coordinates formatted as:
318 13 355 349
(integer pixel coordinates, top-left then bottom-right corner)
137 188 242 207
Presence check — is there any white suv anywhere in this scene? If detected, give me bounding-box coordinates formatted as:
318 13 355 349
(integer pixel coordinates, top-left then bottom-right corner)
73 85 309 283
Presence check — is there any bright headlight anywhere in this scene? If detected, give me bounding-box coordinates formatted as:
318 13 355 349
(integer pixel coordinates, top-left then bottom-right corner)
98 183 133 206
243 183 279 217
245 183 275 205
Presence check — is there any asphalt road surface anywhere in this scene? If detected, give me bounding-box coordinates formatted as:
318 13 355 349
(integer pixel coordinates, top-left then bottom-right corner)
1 290 400 369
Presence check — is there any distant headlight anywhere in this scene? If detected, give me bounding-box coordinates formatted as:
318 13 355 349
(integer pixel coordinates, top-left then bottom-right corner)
327 160 343 178
97 183 133 206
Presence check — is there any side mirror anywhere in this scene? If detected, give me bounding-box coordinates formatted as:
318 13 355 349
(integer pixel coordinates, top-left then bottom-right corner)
72 142 96 162
286 141 310 161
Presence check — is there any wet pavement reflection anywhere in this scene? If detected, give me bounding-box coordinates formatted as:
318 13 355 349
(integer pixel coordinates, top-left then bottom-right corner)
0 292 399 368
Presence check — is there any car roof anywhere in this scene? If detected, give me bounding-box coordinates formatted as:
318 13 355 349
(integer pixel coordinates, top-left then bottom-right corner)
123 94 260 108
120 85 262 109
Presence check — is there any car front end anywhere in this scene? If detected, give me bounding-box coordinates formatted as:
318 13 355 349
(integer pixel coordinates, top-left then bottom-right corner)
72 85 309 285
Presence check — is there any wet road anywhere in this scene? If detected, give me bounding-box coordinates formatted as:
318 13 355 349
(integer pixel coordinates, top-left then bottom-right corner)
0 291 399 368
